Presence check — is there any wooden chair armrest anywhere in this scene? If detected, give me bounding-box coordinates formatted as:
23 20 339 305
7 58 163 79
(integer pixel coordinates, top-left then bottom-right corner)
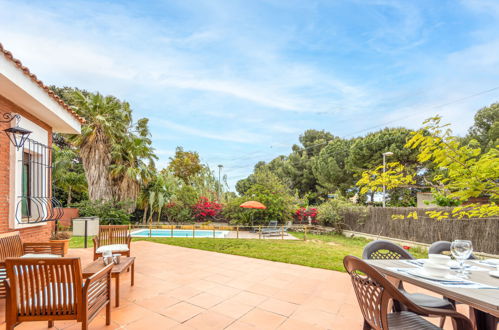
127 235 132 246
22 242 65 256
92 237 100 250
83 263 113 319
85 262 113 286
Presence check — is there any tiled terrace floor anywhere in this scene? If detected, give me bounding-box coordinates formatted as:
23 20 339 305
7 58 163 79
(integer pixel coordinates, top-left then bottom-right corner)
0 241 466 329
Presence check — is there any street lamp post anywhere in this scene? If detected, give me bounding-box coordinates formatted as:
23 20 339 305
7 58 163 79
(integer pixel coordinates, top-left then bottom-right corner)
382 152 394 207
217 164 223 201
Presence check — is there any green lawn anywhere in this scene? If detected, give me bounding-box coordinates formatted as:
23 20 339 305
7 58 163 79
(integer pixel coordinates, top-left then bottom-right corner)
70 232 427 272
69 236 94 248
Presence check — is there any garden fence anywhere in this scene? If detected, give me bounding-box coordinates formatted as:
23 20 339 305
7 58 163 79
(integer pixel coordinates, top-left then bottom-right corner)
342 207 499 254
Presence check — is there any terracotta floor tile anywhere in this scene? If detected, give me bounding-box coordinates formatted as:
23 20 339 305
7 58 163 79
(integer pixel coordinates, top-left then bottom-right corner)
245 283 278 296
168 286 203 300
259 298 298 317
187 279 219 291
204 273 233 284
111 303 158 326
205 284 240 298
161 302 205 323
224 320 257 330
225 278 255 290
210 299 254 319
239 308 287 329
278 318 324 330
289 307 336 328
125 312 179 329
272 290 310 304
231 291 268 306
133 294 181 313
187 292 226 309
170 323 196 330
0 241 442 330
183 311 235 329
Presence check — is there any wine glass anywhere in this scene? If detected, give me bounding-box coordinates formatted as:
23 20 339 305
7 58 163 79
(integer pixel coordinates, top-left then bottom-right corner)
450 240 473 278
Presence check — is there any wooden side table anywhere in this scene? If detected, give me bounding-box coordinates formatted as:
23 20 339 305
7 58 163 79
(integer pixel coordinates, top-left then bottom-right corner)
83 256 135 307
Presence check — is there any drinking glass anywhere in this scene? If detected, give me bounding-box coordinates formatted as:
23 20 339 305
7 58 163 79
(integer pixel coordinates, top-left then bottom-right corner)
450 240 473 278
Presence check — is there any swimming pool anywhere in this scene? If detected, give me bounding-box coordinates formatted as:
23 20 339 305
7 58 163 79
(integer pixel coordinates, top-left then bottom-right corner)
131 229 230 238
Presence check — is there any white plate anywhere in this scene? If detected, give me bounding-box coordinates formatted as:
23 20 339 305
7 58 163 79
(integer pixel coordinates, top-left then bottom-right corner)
489 270 499 279
420 259 460 268
406 269 463 282
483 259 499 266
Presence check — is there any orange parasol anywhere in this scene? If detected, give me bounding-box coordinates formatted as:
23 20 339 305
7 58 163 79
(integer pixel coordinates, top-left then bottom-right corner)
239 201 266 209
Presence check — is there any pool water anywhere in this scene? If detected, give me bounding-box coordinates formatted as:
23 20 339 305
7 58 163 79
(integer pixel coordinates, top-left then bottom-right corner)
132 229 229 238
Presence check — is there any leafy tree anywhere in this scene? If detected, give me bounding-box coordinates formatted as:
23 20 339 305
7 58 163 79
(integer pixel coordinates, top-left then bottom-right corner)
138 171 178 224
357 116 499 218
168 147 203 183
347 127 418 176
110 118 157 211
407 116 498 203
236 130 335 201
51 87 155 211
74 200 131 224
347 127 420 203
285 130 335 198
236 177 253 195
52 145 87 206
224 169 296 224
466 103 499 151
312 137 354 196
189 165 226 202
356 162 415 195
316 198 368 232
299 129 335 157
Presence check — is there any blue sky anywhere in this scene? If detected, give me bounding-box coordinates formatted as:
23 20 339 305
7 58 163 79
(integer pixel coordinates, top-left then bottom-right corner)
1 0 499 189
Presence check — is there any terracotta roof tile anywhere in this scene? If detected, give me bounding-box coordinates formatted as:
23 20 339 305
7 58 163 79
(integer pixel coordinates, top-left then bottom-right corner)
0 42 85 124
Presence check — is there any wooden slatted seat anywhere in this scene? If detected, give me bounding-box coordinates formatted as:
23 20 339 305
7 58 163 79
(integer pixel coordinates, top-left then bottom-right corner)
5 257 113 329
93 225 132 260
0 232 65 299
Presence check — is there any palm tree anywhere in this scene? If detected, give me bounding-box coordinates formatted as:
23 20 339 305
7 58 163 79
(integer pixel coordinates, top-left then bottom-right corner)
69 92 131 202
140 172 178 224
109 120 157 212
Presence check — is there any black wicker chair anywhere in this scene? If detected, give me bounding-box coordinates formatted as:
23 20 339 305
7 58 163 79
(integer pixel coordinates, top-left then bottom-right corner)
362 240 415 260
363 240 455 328
428 241 476 259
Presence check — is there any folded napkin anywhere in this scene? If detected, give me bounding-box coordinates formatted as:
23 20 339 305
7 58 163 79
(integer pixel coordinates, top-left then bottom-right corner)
388 267 499 289
403 259 489 272
477 259 499 267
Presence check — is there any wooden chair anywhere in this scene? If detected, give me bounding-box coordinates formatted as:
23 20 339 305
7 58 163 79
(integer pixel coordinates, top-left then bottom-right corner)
343 255 472 330
0 232 65 299
93 225 131 260
5 257 113 329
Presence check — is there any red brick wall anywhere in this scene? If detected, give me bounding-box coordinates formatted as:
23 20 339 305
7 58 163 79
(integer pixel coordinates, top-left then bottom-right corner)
57 207 79 228
0 95 55 242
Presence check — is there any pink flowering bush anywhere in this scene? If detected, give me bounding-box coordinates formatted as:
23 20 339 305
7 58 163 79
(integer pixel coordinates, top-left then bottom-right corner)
294 207 318 224
192 197 222 222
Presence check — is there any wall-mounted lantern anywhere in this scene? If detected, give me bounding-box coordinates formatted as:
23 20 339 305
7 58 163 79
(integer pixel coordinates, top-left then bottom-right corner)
1 113 32 150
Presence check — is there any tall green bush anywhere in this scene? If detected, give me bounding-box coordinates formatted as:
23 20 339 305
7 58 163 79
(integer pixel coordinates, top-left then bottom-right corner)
223 169 296 225
316 199 367 232
163 185 198 223
73 200 131 224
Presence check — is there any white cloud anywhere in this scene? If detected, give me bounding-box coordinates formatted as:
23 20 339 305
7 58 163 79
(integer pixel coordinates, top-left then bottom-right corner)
156 119 265 144
0 1 372 116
